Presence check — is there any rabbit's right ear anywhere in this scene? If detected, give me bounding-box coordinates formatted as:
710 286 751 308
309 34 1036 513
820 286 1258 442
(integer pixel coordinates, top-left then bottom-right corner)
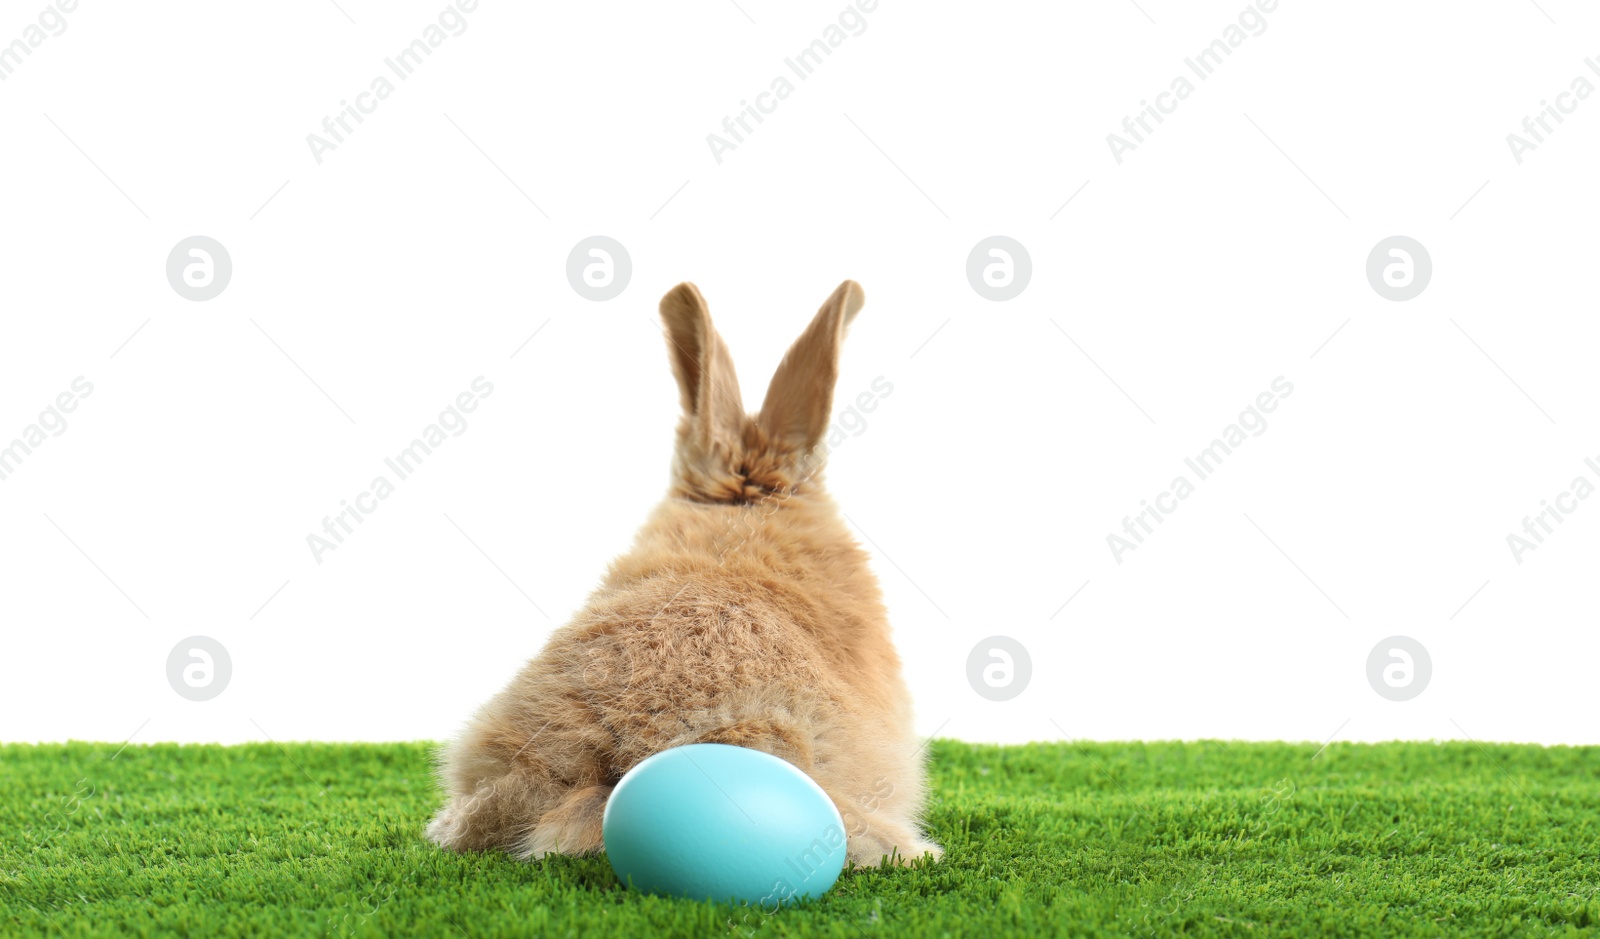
757 280 864 454
660 282 745 448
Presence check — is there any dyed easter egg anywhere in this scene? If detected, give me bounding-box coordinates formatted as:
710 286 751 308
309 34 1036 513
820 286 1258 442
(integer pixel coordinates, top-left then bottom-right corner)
602 743 848 906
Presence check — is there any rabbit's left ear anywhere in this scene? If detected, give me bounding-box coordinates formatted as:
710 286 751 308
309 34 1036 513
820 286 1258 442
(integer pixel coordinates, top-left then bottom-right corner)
758 280 864 453
660 282 745 449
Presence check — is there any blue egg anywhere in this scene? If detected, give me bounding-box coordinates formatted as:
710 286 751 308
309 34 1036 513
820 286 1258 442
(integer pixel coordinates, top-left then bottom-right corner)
602 743 848 906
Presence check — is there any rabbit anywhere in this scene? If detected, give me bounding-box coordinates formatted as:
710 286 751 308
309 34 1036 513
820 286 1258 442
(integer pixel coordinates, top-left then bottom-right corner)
425 279 941 868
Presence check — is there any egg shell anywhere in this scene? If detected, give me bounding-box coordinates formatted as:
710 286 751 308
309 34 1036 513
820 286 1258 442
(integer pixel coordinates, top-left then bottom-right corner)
602 743 848 905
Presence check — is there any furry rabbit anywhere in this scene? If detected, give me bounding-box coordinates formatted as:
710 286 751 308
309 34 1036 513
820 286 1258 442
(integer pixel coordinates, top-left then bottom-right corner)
426 280 941 867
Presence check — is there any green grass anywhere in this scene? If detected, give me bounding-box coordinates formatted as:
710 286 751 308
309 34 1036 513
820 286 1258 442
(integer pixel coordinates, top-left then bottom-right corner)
2 740 1597 938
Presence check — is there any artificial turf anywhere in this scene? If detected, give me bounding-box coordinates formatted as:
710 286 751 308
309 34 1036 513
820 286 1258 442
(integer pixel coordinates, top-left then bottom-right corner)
1 740 1596 937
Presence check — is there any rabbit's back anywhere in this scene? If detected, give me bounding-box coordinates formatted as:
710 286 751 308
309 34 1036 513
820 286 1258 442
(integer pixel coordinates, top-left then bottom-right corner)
569 580 844 766
506 499 904 767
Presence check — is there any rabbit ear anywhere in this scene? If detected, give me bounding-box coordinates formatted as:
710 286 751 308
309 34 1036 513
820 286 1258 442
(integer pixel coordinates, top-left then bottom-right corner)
660 282 745 447
758 280 864 452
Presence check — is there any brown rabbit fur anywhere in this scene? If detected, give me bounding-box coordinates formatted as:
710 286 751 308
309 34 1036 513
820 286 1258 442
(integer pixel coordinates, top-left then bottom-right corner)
425 280 941 867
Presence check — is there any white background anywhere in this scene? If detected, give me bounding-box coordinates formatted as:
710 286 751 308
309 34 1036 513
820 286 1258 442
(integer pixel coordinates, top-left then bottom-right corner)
2 0 1596 747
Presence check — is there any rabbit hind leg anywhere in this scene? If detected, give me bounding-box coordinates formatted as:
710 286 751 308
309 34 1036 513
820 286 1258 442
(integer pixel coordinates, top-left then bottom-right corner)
517 784 613 859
